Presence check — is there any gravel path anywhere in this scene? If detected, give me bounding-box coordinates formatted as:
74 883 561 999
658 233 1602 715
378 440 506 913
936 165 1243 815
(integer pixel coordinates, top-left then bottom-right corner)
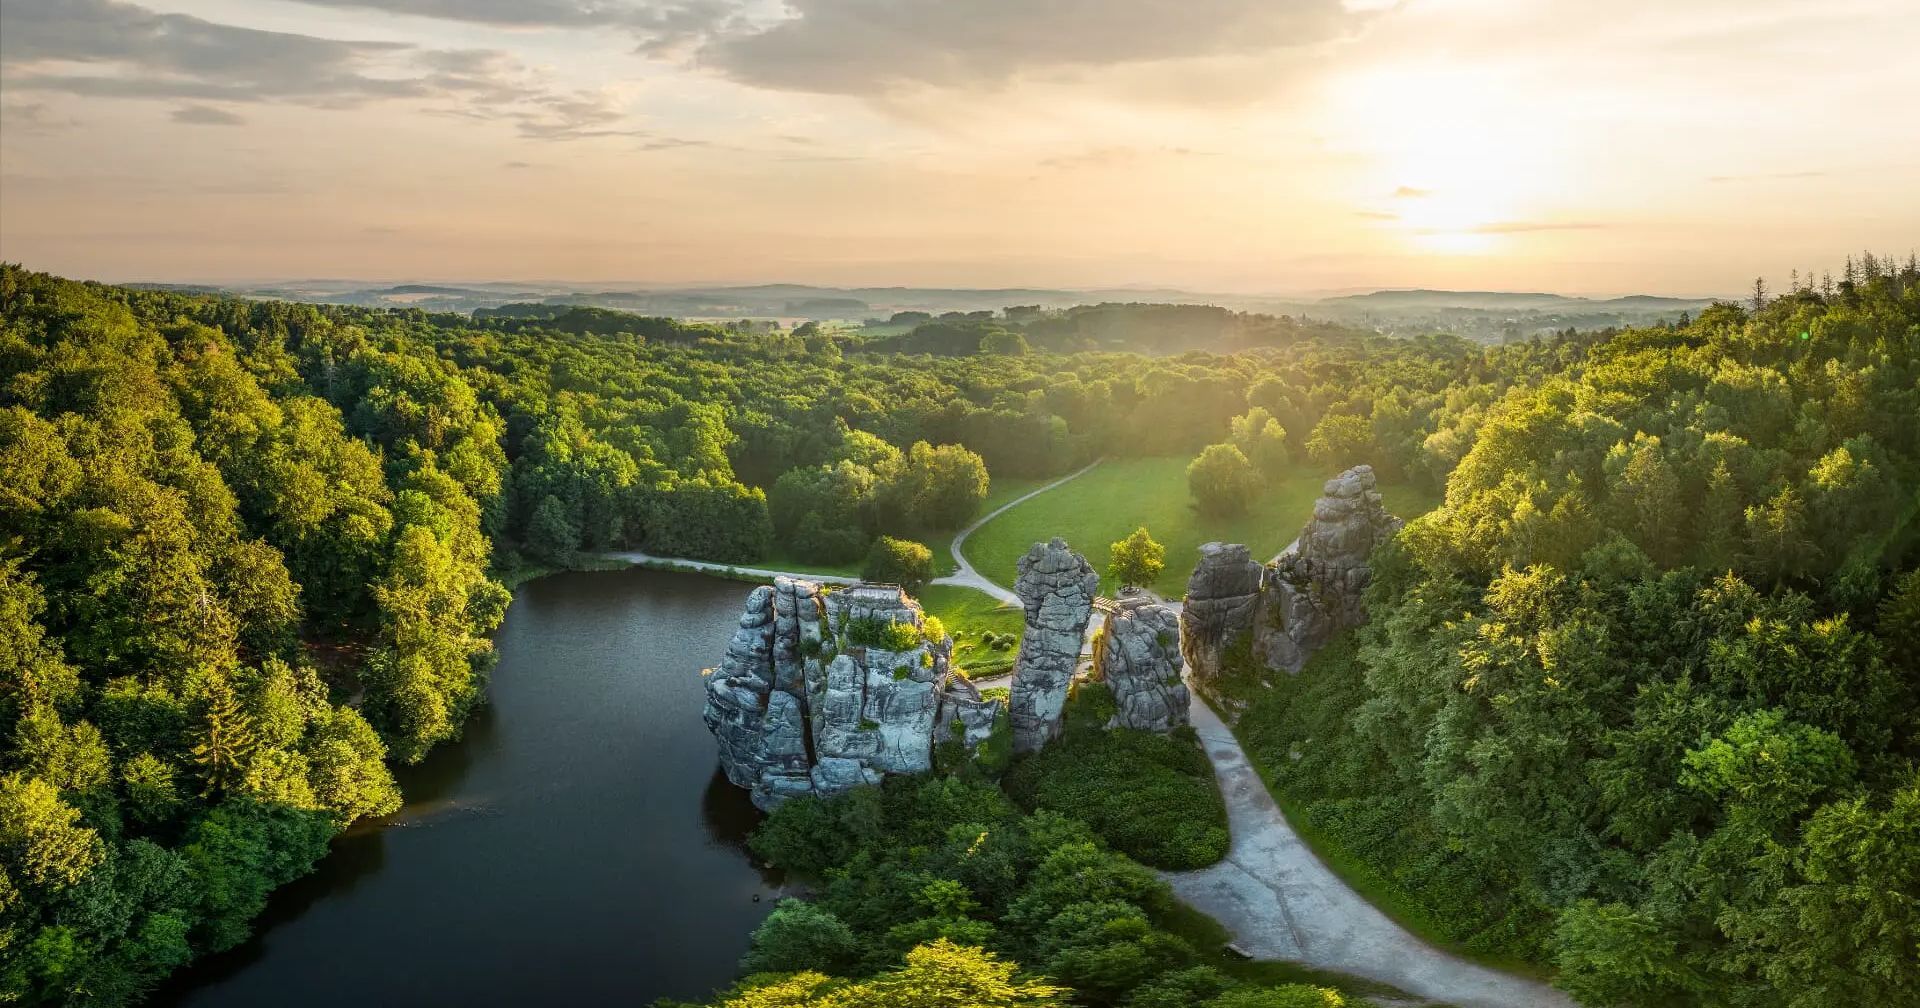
1163 695 1574 1008
930 458 1105 605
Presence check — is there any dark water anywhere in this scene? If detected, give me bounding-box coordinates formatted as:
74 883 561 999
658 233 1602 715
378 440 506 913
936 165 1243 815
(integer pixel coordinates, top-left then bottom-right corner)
159 568 778 1007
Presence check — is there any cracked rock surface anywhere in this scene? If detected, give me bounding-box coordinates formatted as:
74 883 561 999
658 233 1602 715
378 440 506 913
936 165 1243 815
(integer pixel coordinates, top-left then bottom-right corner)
703 578 994 809
1181 465 1403 685
1098 599 1190 732
1009 538 1098 754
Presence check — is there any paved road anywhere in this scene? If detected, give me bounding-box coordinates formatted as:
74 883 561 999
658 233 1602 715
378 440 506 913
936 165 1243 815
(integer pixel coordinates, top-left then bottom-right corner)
931 458 1105 605
1163 695 1574 1008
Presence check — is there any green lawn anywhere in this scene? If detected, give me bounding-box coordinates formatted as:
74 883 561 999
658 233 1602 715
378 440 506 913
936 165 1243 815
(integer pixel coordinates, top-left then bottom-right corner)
917 583 1023 677
927 472 1052 575
961 456 1442 598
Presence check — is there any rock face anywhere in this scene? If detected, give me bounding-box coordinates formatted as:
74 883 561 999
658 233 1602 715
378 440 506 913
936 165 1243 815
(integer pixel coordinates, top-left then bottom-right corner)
1009 538 1099 754
1098 599 1190 732
1181 465 1403 685
703 578 998 810
1180 542 1265 684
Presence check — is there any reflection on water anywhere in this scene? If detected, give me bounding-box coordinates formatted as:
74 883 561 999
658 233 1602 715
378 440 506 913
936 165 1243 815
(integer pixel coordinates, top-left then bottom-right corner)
157 568 776 1007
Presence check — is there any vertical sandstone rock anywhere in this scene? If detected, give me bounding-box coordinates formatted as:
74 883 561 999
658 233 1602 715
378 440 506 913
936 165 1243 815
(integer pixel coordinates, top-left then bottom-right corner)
1099 600 1190 732
1009 538 1098 754
1179 465 1404 688
1179 542 1263 684
703 578 997 809
1258 464 1402 673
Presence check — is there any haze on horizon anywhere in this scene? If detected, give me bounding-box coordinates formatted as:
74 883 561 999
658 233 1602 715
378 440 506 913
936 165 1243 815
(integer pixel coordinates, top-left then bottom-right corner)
1 0 1914 298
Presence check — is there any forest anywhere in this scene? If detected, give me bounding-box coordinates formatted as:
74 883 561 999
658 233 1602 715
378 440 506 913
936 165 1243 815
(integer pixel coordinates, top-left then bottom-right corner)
1 256 1916 1007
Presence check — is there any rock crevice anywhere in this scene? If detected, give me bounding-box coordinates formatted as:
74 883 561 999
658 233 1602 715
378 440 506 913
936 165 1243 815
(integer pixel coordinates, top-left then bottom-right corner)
703 578 988 809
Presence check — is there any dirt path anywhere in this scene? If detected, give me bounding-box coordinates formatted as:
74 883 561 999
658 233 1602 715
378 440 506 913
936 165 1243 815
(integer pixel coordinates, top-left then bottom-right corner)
1163 696 1574 1008
931 458 1105 605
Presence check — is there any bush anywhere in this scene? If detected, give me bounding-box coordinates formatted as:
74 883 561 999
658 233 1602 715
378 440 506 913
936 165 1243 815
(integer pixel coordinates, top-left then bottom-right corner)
1003 690 1228 870
842 616 922 652
863 535 934 591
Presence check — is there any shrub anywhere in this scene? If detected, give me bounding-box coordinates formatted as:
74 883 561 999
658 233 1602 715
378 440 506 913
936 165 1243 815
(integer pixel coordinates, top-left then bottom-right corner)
1003 696 1229 870
842 615 922 652
863 535 934 591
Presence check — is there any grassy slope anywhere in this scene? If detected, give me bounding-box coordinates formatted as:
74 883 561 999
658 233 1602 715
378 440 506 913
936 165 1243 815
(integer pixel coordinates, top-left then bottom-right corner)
918 583 1024 677
962 456 1441 597
932 472 1050 575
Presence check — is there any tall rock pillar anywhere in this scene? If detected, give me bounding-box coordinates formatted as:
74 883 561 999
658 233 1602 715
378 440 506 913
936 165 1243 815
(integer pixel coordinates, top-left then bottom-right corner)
1009 538 1098 754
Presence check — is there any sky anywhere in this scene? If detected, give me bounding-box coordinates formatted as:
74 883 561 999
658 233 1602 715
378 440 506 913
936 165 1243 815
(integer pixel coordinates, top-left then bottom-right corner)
0 0 1915 296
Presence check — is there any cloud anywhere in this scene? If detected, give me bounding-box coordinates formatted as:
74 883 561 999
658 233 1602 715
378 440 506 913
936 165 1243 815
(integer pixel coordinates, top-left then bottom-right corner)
0 0 418 103
256 0 1368 97
1354 210 1398 220
1391 185 1430 198
0 100 80 132
695 0 1366 96
0 0 648 139
286 0 734 52
170 104 245 125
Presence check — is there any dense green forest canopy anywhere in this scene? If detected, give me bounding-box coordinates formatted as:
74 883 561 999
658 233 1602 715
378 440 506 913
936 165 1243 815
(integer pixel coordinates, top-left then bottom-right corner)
2 257 1915 1007
1227 265 1920 1007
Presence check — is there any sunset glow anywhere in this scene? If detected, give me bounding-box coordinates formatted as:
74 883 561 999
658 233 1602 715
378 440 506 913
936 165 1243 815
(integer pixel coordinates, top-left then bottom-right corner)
1 0 1915 293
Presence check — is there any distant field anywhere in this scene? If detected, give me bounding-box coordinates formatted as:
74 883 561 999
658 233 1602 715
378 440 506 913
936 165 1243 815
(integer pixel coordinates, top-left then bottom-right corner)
918 583 1024 677
961 456 1442 598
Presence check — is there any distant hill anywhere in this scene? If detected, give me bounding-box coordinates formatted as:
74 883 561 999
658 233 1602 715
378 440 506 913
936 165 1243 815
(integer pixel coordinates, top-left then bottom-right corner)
1321 289 1577 309
1321 289 1720 312
108 276 1726 343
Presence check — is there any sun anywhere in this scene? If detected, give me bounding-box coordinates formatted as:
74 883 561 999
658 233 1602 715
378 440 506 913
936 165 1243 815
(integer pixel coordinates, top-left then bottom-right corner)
1323 60 1566 255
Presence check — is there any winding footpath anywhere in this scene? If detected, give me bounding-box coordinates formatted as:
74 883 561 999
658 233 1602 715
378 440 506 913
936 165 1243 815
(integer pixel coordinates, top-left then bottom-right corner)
622 465 1566 1006
1164 697 1572 1008
931 457 1106 605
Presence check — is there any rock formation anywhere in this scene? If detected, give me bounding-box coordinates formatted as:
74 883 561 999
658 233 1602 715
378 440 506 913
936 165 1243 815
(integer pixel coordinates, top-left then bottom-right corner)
1009 538 1099 754
1097 598 1190 732
1180 542 1264 684
1181 465 1403 685
703 577 997 809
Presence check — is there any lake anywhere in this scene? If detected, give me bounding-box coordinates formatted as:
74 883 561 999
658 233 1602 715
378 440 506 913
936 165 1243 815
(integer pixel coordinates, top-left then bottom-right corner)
159 567 777 1007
